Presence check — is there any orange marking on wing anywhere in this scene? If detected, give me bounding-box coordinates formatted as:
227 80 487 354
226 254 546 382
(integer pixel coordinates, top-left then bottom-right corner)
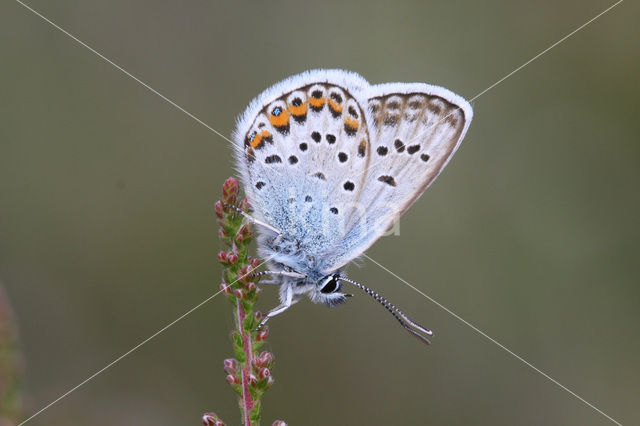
249 132 263 148
288 102 308 116
269 109 290 127
358 139 367 157
328 99 343 113
345 116 359 130
261 130 271 139
309 97 326 108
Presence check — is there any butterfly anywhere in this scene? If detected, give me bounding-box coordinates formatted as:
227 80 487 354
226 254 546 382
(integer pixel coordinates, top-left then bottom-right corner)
231 69 472 344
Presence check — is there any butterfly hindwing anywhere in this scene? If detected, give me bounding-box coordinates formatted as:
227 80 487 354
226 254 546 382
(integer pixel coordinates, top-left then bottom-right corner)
317 83 473 273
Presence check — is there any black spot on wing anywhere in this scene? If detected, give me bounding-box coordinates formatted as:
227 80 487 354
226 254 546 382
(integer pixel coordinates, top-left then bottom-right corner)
386 100 401 110
274 124 290 135
383 115 399 126
328 93 343 118
265 155 282 164
292 113 307 124
427 102 442 115
378 175 397 187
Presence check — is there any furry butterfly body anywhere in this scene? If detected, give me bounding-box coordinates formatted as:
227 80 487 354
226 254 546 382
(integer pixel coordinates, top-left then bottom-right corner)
232 70 472 342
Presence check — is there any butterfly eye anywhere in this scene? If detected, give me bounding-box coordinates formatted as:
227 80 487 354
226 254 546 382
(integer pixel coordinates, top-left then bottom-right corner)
319 276 340 294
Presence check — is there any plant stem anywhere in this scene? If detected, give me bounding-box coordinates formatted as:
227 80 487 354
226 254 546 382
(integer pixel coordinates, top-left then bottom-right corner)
0 283 23 425
204 177 281 426
236 300 253 425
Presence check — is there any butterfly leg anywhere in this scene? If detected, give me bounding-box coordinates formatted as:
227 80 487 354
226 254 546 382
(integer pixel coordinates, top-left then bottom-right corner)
253 270 306 280
255 279 281 285
255 284 294 331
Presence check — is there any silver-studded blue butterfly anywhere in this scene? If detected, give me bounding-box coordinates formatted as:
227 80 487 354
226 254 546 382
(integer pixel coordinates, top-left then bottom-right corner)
232 70 472 344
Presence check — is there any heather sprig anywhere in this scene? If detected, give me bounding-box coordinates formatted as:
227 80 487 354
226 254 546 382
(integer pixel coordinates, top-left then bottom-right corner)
204 177 285 426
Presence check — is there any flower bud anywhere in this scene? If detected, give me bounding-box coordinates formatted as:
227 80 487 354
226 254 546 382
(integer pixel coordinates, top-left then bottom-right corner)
272 421 287 426
220 283 232 295
256 326 269 341
266 376 275 388
222 177 239 204
255 351 274 367
234 289 245 300
254 311 263 322
217 251 228 263
246 282 256 292
258 367 270 379
241 196 251 210
226 253 238 265
218 228 228 239
250 257 261 268
226 374 239 385
214 200 224 219
239 265 253 282
223 358 238 374
202 413 225 426
247 373 258 387
239 223 252 236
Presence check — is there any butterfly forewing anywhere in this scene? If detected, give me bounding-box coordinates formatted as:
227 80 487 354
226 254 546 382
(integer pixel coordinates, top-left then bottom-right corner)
233 71 373 264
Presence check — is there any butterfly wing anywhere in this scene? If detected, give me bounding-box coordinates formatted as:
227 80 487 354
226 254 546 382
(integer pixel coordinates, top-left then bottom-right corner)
232 70 375 272
317 83 473 273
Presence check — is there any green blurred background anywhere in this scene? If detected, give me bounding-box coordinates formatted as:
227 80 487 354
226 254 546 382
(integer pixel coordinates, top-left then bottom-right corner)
1 1 638 425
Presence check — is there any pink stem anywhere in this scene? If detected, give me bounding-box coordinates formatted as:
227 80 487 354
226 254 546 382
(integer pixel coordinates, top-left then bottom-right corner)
236 301 254 425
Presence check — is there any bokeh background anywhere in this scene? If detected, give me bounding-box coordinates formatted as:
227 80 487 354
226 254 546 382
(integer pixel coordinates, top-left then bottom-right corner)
1 1 639 425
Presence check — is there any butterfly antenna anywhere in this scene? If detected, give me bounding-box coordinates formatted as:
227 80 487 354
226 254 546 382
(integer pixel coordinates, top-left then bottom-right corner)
337 276 433 345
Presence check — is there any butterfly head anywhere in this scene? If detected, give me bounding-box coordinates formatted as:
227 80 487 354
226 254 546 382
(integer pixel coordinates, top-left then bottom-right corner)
314 274 352 307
